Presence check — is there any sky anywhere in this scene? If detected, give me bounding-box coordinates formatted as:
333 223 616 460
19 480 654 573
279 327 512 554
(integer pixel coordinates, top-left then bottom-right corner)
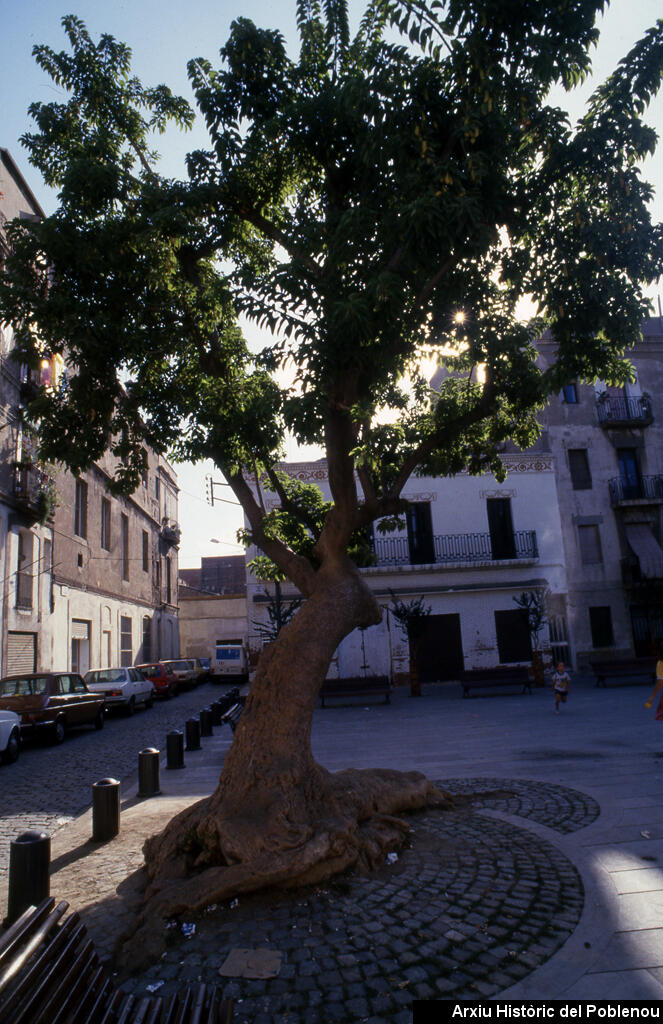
2 0 662 568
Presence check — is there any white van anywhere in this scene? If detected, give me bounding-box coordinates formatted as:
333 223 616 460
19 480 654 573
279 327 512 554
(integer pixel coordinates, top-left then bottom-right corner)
211 642 248 683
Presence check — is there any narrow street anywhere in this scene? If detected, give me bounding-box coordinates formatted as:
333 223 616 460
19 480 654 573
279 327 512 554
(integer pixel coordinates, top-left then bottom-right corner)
0 680 225 875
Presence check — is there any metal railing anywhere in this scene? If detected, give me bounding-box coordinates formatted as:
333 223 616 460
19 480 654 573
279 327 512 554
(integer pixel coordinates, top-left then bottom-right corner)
597 395 653 426
608 475 663 503
372 529 538 567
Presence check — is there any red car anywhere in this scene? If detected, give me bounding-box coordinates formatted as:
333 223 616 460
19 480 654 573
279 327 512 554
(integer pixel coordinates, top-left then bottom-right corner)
135 662 178 698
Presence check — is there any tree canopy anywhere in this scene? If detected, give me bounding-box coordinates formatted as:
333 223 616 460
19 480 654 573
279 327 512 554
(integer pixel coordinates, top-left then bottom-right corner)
1 0 662 589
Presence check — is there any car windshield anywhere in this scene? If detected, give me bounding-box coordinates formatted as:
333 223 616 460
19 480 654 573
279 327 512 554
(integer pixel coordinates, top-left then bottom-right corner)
199 658 210 669
0 676 49 696
165 661 187 671
138 664 160 675
85 669 125 684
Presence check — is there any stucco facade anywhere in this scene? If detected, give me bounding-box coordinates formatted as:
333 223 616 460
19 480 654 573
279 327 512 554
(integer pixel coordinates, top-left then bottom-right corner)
0 149 180 676
247 451 568 682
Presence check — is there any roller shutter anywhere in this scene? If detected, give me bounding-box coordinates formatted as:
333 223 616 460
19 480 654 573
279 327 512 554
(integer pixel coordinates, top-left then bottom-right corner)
6 632 37 674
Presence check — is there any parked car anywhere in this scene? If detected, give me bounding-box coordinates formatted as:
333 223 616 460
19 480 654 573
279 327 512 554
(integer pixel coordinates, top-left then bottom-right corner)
210 643 249 683
135 662 178 698
84 667 154 715
192 657 210 682
0 673 105 744
162 659 198 690
0 709 20 763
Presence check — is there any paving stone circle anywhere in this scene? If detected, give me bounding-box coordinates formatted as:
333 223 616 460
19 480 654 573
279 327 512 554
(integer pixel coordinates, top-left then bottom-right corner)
124 788 587 1019
438 776 600 833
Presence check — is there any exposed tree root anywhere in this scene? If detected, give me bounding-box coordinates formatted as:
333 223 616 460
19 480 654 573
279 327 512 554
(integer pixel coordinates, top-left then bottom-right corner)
115 767 452 973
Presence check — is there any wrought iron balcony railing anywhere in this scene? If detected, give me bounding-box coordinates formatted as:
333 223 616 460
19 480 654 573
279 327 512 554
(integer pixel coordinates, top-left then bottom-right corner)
371 529 538 567
597 395 653 427
609 475 663 504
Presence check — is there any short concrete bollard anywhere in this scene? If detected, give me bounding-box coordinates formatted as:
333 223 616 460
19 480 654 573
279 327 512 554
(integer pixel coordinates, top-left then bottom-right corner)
199 707 213 737
166 730 185 769
185 717 201 751
5 829 51 925
92 778 120 842
210 700 223 726
137 747 161 797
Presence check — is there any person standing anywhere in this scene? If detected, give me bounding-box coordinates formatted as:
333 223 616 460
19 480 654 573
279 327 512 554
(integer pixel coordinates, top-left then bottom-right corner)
645 646 663 719
552 661 571 714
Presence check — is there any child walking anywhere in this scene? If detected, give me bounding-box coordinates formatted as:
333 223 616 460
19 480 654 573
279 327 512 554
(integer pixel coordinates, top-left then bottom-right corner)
552 661 571 714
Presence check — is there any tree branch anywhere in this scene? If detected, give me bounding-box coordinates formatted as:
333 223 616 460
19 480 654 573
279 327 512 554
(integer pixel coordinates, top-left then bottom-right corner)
234 200 323 279
266 467 322 537
224 466 317 597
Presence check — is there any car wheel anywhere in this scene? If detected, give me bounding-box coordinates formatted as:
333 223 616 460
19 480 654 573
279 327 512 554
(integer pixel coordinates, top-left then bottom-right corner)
94 708 104 730
3 728 20 764
145 694 154 709
125 697 135 717
52 718 66 744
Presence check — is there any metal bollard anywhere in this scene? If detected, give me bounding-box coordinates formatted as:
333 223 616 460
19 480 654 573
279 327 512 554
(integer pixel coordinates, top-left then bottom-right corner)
210 701 222 726
166 730 185 769
185 717 201 751
199 707 213 737
92 778 120 842
138 747 161 797
5 830 51 926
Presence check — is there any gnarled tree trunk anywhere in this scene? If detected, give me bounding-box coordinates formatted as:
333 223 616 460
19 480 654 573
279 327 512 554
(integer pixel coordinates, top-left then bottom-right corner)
120 558 449 969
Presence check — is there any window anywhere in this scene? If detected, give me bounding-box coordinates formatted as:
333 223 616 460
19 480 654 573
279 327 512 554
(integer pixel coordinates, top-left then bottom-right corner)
101 498 111 550
154 559 161 588
562 383 578 404
121 514 129 580
487 498 516 560
142 530 149 573
494 609 532 663
589 606 614 648
406 502 435 564
16 531 33 609
568 449 592 490
155 476 161 500
120 616 132 667
74 479 88 539
142 615 152 662
166 557 172 604
578 524 603 564
617 448 641 500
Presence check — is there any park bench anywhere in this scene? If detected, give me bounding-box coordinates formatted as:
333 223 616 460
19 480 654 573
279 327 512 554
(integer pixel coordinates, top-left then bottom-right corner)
590 657 657 688
214 689 242 717
460 666 532 698
319 676 391 707
221 704 244 733
0 896 233 1024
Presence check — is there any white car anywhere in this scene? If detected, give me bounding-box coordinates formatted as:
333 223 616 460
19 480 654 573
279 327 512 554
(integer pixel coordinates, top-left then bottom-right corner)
84 667 153 715
0 709 20 763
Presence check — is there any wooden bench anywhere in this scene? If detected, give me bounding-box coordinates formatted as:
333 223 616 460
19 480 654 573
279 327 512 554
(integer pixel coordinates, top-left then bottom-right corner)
460 667 532 697
590 657 657 688
319 676 391 707
0 897 233 1024
221 704 243 733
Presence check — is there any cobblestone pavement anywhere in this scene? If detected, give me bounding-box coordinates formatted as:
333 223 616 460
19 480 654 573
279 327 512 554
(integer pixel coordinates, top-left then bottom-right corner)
439 777 601 833
120 786 586 1020
0 681 225 876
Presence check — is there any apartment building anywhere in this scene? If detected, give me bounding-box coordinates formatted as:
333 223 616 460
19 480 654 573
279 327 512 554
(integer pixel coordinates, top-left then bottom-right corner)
246 448 568 682
539 316 663 668
0 149 180 675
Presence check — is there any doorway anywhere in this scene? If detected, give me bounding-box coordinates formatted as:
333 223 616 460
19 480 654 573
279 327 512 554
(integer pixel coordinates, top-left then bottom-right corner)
415 613 464 682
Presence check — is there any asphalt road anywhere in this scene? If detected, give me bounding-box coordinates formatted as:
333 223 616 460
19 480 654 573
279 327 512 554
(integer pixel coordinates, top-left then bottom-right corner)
0 680 225 876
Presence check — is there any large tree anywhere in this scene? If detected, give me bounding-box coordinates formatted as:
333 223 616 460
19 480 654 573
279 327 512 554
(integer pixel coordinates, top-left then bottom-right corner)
2 0 662 964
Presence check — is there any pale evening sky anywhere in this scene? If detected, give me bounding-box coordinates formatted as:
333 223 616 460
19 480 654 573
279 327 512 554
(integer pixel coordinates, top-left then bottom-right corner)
2 1 661 568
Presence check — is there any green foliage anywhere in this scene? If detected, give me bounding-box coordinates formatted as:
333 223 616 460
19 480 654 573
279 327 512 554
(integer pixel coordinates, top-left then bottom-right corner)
513 589 548 650
0 2 661 580
389 591 432 640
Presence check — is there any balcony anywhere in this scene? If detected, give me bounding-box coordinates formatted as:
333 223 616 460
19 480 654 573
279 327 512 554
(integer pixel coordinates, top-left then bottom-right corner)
161 518 181 546
608 475 663 505
13 462 55 525
597 394 653 428
371 530 538 568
